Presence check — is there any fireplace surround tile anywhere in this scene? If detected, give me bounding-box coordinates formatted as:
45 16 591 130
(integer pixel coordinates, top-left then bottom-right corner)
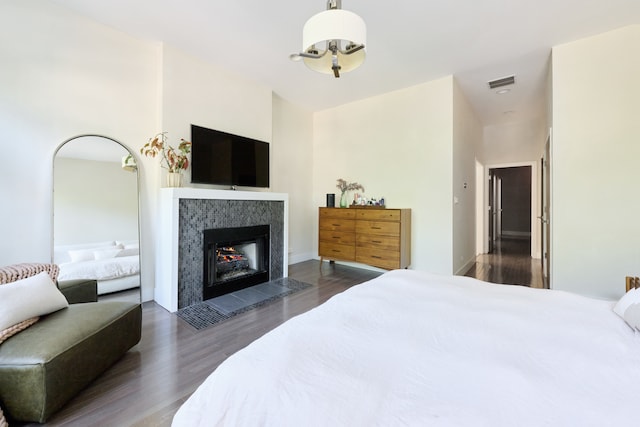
178 199 285 309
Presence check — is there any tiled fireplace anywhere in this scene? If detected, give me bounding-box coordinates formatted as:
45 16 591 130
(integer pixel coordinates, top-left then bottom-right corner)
155 188 288 312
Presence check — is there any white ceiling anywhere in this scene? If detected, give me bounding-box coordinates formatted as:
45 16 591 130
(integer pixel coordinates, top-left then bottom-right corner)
50 0 640 126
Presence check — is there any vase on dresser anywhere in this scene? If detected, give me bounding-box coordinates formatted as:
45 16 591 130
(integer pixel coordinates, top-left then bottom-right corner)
166 172 183 188
340 191 348 208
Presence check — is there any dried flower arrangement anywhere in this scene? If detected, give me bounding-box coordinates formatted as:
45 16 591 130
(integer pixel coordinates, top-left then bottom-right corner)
336 178 365 194
336 179 365 207
140 132 192 173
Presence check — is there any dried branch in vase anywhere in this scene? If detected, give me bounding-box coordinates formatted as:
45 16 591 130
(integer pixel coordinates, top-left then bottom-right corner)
336 178 365 193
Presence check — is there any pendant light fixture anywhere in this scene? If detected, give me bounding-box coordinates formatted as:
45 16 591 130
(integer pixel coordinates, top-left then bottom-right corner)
290 0 366 78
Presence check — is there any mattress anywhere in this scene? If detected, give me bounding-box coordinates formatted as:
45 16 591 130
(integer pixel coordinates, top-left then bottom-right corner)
173 269 640 426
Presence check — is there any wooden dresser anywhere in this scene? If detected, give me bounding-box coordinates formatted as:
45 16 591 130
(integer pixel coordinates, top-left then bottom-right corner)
318 207 411 270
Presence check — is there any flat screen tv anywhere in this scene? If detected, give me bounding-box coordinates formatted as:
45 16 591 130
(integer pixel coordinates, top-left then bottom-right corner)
190 124 269 188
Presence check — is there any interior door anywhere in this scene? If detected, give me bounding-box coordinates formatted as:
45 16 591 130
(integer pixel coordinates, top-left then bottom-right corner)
540 137 551 288
488 170 502 253
488 171 495 253
496 177 503 241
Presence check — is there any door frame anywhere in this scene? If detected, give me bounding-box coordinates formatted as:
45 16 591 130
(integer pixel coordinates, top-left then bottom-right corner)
477 160 539 258
541 135 551 288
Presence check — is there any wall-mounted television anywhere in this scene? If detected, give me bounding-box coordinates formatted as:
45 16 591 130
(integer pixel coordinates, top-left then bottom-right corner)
190 124 269 188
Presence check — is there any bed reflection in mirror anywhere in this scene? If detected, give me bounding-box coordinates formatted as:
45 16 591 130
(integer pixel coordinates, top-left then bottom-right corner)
53 135 141 303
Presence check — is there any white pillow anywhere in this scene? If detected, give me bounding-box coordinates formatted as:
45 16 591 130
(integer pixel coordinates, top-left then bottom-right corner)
623 303 640 331
54 241 116 263
0 272 69 331
94 247 124 260
613 288 640 318
116 248 139 257
69 244 123 262
68 248 96 262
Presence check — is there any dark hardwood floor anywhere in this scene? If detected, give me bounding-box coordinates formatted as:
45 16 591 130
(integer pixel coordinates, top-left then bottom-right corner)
19 260 381 427
464 237 544 288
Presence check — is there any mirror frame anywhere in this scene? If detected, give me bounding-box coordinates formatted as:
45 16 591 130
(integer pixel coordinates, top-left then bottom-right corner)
52 134 142 302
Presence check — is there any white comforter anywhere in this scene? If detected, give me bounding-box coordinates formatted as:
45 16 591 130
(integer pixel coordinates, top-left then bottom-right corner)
58 255 140 281
173 270 640 426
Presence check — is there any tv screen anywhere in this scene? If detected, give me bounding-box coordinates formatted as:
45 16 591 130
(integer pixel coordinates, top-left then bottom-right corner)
191 124 269 188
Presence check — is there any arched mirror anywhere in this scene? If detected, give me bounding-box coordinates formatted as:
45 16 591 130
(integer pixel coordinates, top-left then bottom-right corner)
53 135 141 303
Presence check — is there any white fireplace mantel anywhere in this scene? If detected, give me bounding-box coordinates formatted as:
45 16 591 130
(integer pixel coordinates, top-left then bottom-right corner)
154 188 289 312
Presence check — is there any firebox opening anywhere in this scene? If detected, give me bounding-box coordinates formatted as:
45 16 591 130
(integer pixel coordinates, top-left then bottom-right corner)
203 225 270 301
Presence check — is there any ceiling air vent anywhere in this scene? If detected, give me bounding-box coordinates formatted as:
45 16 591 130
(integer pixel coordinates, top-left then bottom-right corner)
488 75 515 89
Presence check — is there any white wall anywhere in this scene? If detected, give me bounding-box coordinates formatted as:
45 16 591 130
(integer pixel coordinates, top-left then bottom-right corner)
0 1 315 303
481 118 547 165
313 77 456 274
159 43 273 187
53 157 138 245
272 95 315 263
452 79 482 274
551 25 640 299
0 0 158 297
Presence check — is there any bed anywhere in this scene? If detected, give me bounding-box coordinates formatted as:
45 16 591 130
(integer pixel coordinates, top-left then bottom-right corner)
173 269 640 426
54 240 140 295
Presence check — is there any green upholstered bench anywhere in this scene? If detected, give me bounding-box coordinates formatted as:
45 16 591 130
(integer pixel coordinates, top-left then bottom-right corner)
0 264 141 424
0 301 141 423
57 278 98 304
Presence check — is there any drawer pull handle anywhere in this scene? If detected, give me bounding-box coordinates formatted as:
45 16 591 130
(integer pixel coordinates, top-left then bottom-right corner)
371 255 382 259
332 236 340 239
371 227 382 230
372 240 382 244
332 223 341 227
332 250 341 253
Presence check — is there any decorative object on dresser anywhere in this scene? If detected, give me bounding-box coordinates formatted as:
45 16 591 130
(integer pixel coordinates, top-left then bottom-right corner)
140 132 191 188
335 178 365 208
318 207 411 269
326 193 335 207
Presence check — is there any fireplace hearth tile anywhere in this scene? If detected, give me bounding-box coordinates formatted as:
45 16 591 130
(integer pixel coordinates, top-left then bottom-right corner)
205 281 291 315
177 278 312 330
204 294 245 316
252 282 292 298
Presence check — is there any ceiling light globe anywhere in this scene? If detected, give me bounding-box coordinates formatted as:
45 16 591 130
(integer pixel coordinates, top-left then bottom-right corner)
301 9 366 74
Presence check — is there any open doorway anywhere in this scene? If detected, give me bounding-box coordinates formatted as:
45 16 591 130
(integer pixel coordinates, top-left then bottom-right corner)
469 161 543 288
478 161 540 258
489 166 532 253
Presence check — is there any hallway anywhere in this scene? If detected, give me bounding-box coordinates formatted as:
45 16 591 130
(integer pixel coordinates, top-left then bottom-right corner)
465 237 544 288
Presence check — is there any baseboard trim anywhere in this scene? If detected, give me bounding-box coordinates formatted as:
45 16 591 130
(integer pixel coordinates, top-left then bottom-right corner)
455 258 476 276
288 252 314 265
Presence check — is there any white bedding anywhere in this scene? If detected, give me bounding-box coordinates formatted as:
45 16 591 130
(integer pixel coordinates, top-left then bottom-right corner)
173 270 640 426
58 255 140 281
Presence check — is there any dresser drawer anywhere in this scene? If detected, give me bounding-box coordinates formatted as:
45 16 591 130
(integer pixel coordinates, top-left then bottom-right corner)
356 234 400 251
319 207 356 220
320 230 356 246
319 242 355 260
319 218 355 232
355 220 400 236
356 248 400 270
355 209 401 221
